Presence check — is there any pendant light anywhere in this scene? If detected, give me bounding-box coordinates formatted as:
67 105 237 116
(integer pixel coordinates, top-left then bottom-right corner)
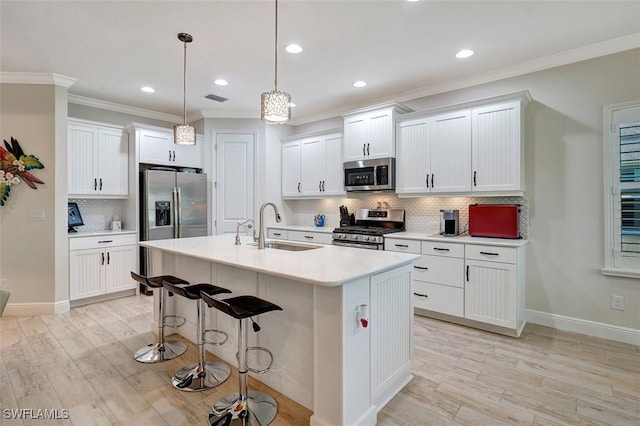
260 0 291 124
174 32 196 145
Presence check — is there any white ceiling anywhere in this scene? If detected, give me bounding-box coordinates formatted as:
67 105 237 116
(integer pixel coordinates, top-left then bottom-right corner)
2 1 639 124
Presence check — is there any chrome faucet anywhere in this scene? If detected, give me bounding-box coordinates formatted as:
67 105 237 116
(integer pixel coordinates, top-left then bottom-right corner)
254 202 282 249
235 219 254 245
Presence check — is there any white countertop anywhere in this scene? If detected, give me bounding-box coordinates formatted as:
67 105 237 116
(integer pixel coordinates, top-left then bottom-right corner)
68 229 136 238
139 234 419 287
388 232 528 247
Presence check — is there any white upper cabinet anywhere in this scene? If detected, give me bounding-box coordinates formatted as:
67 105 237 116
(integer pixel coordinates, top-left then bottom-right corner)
471 100 524 193
343 103 412 162
137 126 203 168
282 130 345 199
396 110 472 194
396 92 529 196
68 120 128 197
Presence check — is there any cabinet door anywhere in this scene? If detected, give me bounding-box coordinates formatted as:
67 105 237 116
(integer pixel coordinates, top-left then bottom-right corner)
367 110 394 159
68 124 99 195
300 137 324 195
322 134 345 195
69 248 105 300
105 245 136 293
471 102 522 192
396 118 429 194
464 259 517 328
282 141 302 197
97 128 128 195
344 116 368 161
139 129 173 166
430 110 472 193
174 137 203 168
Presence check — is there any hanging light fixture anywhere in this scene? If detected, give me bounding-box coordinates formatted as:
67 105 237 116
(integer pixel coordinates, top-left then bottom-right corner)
174 32 196 145
261 0 291 124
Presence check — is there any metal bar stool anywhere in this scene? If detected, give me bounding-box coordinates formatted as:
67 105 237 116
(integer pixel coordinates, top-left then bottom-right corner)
200 293 282 426
162 281 232 392
130 271 189 363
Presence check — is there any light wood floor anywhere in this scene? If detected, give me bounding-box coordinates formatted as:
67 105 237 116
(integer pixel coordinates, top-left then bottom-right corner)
1 295 638 425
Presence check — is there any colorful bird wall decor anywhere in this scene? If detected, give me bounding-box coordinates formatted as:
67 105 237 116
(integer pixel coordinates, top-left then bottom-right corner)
0 137 45 206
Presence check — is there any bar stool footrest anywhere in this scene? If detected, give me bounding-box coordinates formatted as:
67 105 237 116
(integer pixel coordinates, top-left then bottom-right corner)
203 329 229 346
235 346 274 374
163 314 186 328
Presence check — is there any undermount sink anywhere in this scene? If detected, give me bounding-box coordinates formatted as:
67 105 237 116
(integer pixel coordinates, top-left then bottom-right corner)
251 241 321 251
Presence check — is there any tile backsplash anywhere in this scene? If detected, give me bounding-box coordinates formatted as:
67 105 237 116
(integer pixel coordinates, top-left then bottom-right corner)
284 194 529 238
69 199 126 232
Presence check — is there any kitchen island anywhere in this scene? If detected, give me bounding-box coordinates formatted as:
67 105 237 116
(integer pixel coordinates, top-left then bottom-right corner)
140 235 419 426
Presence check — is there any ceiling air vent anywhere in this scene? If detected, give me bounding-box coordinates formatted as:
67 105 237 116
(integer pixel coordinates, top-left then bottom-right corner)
204 93 228 103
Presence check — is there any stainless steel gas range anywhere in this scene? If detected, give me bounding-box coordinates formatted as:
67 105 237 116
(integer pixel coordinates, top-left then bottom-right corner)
332 208 405 250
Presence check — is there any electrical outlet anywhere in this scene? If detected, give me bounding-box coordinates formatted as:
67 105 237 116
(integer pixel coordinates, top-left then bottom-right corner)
611 295 625 311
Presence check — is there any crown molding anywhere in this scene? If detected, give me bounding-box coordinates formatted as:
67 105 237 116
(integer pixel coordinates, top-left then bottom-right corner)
0 72 77 88
68 94 181 123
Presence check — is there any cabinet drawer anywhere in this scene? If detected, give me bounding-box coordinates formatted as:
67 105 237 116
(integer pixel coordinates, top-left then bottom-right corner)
385 238 421 254
288 230 333 245
413 255 464 288
421 241 464 258
69 233 137 251
268 229 289 239
413 281 464 317
465 244 516 264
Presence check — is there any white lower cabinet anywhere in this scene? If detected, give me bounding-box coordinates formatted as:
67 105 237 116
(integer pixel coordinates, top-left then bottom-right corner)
69 234 136 301
386 236 526 336
268 227 333 245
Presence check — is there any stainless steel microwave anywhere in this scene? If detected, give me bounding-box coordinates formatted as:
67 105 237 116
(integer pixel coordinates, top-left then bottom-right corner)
344 157 395 192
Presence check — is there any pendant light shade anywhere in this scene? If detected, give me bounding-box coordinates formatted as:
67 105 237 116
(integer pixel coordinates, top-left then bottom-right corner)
261 0 291 124
174 32 196 145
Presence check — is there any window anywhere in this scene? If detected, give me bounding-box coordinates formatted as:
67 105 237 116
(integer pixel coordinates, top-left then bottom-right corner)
603 101 640 278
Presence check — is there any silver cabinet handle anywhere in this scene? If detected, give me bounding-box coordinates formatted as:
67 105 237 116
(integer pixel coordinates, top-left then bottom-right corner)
413 292 429 298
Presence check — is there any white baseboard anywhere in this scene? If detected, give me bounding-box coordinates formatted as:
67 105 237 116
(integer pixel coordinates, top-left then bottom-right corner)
525 309 640 346
3 300 69 316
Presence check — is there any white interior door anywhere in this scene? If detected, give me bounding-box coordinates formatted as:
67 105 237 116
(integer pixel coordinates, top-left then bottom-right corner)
215 132 255 234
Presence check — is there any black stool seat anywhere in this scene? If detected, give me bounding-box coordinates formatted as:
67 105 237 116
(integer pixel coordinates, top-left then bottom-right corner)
131 271 188 289
163 282 231 300
201 294 282 319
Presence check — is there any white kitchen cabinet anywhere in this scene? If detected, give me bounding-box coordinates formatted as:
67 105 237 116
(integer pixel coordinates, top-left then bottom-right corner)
68 120 128 197
471 100 525 193
386 235 526 336
343 103 411 162
464 244 525 333
69 233 136 301
396 110 471 194
138 126 203 168
281 130 345 199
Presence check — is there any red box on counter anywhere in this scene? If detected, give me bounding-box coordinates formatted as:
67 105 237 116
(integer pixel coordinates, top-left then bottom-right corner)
468 204 520 239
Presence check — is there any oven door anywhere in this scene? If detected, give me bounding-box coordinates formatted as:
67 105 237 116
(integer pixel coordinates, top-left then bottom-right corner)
332 240 382 250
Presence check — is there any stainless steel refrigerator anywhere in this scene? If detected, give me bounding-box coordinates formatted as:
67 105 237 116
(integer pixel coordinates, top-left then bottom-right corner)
140 169 208 276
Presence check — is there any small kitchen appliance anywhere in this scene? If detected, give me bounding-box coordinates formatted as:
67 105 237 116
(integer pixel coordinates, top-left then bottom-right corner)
343 157 395 192
468 204 520 238
440 209 459 237
332 208 405 250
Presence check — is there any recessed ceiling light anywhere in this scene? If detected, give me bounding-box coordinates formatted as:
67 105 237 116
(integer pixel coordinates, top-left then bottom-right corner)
285 44 303 54
456 49 474 59
353 81 367 88
140 86 155 93
214 79 228 86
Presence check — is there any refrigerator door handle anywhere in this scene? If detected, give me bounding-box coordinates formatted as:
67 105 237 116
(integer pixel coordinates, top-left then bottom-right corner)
176 187 182 238
172 187 178 238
